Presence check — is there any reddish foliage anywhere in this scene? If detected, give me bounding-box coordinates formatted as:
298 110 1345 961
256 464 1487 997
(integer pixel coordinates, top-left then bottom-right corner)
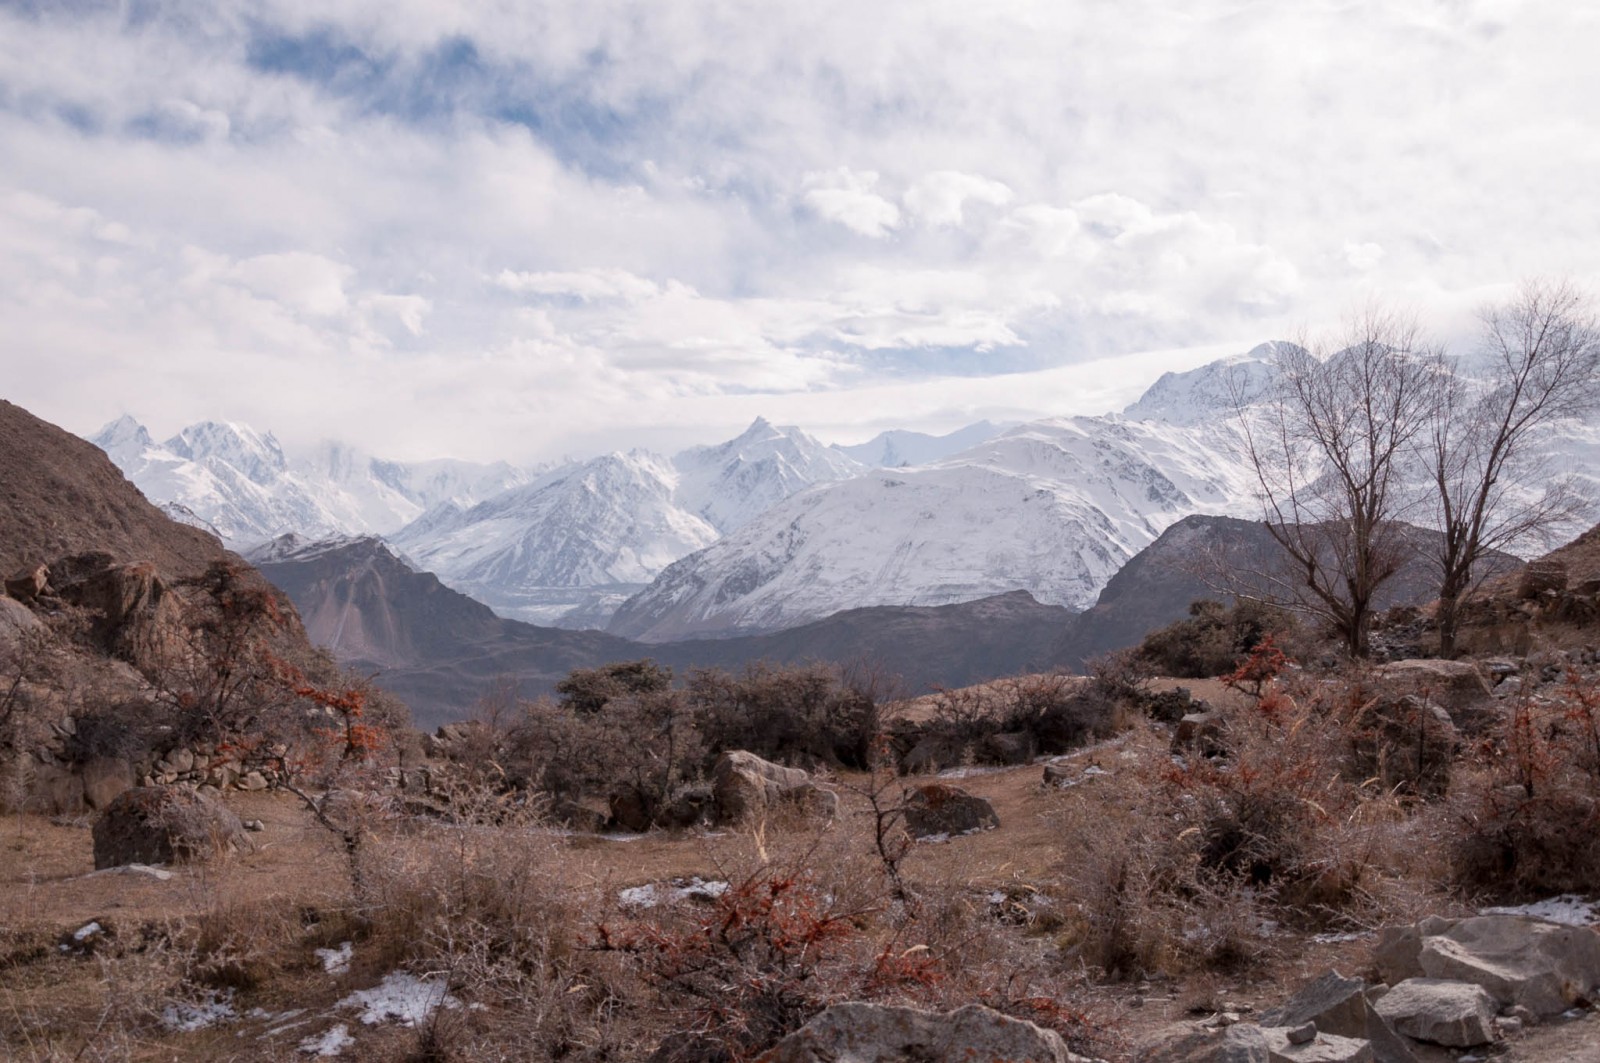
1222 634 1289 699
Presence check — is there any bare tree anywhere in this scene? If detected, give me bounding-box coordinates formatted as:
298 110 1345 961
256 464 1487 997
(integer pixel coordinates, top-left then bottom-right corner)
1232 307 1445 657
1424 279 1600 656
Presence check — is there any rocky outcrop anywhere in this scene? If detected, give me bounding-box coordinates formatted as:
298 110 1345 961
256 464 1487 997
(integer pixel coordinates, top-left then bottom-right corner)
902 783 999 838
92 786 246 868
1258 972 1418 1063
758 1002 1096 1062
1144 1025 1375 1062
1371 979 1497 1048
52 555 187 667
711 750 837 827
1375 914 1600 1018
1373 660 1492 717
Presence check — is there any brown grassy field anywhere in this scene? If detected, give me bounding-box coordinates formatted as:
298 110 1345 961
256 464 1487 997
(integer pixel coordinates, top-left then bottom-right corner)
5 669 1600 1061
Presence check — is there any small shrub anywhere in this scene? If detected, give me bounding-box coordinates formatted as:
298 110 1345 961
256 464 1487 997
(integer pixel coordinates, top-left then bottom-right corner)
1135 599 1298 679
1451 670 1600 897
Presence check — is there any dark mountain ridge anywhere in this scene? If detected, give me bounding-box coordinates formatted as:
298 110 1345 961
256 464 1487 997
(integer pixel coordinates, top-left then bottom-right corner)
252 535 1073 727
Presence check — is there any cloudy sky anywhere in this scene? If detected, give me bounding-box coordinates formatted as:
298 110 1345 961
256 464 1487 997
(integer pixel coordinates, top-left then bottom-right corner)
3 0 1597 463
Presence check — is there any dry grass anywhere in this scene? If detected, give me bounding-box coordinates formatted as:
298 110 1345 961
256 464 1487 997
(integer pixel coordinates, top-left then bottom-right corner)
5 660 1595 1060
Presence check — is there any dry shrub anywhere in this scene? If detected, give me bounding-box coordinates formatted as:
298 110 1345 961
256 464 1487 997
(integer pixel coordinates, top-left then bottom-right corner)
1056 657 1451 982
689 662 883 770
1451 669 1600 898
1134 598 1299 679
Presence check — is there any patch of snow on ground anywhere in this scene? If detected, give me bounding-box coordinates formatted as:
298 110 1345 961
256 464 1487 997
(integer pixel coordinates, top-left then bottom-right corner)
1482 895 1600 926
72 921 102 941
337 972 460 1026
619 877 729 909
162 992 237 1031
299 1023 354 1056
315 941 353 973
1312 931 1370 944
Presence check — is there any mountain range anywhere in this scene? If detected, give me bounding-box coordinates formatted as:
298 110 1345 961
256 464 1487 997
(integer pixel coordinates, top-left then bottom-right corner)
247 534 1074 727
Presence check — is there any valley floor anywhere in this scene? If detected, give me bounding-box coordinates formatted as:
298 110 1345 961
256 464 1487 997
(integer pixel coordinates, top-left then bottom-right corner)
4 709 1599 1061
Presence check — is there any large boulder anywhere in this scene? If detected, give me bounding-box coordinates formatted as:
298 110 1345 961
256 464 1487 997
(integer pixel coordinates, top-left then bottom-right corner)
1258 971 1418 1063
902 782 999 838
1388 914 1600 1017
92 785 245 868
1346 695 1459 797
1373 661 1491 717
1371 978 1496 1048
758 1001 1094 1062
711 750 836 827
0 595 43 647
53 556 186 666
4 563 48 602
1144 1025 1372 1063
1517 559 1568 600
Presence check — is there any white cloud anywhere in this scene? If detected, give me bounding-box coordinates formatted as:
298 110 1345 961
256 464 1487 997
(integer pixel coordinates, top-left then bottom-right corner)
903 171 1012 227
802 169 901 238
496 268 662 302
2 1 1599 462
1345 242 1386 271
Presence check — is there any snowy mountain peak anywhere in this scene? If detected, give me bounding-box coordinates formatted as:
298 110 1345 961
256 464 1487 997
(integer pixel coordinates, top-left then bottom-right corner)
1120 344 1296 426
165 420 288 481
835 420 1009 468
673 418 862 534
91 414 153 466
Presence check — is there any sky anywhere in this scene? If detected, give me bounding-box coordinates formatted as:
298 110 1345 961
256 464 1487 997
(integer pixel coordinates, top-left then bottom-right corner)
2 0 1598 464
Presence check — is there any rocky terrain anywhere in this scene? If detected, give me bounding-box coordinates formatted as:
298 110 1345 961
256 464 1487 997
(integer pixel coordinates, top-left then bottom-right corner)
4 393 1599 1062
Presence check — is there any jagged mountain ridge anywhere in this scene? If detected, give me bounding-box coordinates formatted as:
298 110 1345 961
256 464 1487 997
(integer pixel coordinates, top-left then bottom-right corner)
386 418 868 626
606 408 1264 642
832 421 1009 468
249 534 1073 727
91 416 535 545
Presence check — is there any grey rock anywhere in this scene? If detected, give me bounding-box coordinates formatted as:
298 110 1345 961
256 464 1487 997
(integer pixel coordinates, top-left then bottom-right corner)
759 1001 1095 1062
1260 1027 1373 1062
1286 1024 1317 1045
1374 660 1492 714
711 750 835 827
902 782 999 838
1259 970 1419 1063
1372 978 1497 1048
1143 1026 1272 1062
238 770 268 791
1043 762 1074 786
1416 914 1600 1018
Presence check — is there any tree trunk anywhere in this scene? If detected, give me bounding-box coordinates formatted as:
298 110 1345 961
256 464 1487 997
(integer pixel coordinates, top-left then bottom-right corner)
1436 589 1461 659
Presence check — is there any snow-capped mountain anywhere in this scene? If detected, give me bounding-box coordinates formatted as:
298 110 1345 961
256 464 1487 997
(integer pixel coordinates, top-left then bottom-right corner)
388 450 720 626
90 417 533 545
674 417 865 533
834 421 1009 468
606 412 1261 642
1120 342 1293 425
387 419 866 626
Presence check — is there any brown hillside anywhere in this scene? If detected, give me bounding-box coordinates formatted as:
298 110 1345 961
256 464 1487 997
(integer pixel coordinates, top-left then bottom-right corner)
0 399 230 578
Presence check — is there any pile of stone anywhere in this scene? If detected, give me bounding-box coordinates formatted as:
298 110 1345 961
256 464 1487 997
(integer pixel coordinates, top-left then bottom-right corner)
1143 913 1600 1060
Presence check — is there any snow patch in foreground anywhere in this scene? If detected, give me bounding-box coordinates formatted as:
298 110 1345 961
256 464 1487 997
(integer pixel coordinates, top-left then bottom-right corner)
1482 895 1600 926
162 991 237 1031
299 1023 354 1056
619 877 729 909
338 972 460 1026
315 941 353 973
